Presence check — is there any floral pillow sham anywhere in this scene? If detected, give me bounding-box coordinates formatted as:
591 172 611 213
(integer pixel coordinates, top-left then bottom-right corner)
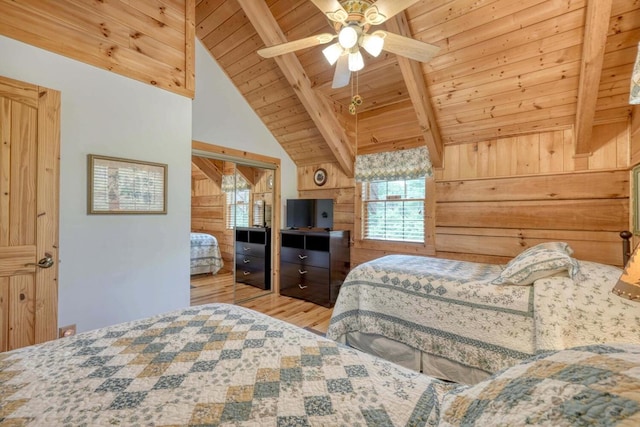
492 242 580 286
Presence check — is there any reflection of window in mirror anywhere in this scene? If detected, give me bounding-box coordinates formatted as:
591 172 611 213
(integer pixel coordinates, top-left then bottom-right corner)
253 200 264 227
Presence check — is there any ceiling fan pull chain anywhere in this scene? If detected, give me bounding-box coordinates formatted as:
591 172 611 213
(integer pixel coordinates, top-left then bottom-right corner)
349 71 362 115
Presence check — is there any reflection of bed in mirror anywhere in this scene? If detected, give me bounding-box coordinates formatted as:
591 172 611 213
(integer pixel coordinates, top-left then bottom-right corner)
190 232 224 275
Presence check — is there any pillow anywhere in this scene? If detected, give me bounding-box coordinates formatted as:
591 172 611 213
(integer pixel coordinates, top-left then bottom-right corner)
492 242 579 286
439 344 640 427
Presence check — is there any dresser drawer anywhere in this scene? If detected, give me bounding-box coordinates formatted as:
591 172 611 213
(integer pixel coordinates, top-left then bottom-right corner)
236 255 269 290
281 247 329 268
280 276 331 307
235 254 264 273
281 262 329 283
235 242 265 257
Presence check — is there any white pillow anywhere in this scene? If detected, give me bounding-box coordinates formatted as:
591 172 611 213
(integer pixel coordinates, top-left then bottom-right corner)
492 242 579 286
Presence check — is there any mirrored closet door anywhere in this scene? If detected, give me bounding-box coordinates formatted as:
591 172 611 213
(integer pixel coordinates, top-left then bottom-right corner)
190 149 276 305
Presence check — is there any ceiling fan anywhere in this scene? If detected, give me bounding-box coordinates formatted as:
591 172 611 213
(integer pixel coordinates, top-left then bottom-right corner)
257 0 440 89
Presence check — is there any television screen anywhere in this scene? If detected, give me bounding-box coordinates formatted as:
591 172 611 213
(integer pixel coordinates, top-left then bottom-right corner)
286 199 313 228
315 199 333 229
286 199 333 229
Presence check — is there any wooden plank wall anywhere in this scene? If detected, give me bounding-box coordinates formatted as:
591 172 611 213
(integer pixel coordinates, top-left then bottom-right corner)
297 122 631 268
191 164 233 264
0 0 195 98
435 122 629 266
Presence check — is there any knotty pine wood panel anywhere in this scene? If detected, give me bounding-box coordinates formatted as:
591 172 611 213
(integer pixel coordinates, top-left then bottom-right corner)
10 101 37 247
435 228 623 266
0 0 194 97
191 167 233 264
436 199 627 231
440 124 629 180
8 275 35 350
437 170 628 203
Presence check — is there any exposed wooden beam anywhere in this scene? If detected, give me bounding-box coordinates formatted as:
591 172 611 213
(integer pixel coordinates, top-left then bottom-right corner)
236 165 257 186
236 0 355 177
386 12 443 167
192 156 222 183
574 0 613 155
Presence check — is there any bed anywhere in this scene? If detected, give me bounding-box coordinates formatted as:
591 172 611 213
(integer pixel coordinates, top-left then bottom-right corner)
2 303 640 426
190 232 224 275
326 243 640 385
0 303 454 426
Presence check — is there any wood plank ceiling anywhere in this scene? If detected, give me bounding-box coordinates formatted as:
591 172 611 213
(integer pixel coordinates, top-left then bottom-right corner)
196 0 639 175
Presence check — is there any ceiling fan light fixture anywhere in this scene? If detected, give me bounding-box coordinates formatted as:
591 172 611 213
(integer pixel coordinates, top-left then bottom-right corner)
323 42 344 66
348 50 365 72
338 25 359 49
362 33 384 57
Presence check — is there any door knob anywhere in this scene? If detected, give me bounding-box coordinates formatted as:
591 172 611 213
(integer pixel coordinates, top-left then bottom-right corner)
25 253 54 269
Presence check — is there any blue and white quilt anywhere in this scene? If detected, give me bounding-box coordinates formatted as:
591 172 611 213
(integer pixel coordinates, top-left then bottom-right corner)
190 232 224 275
327 255 640 376
0 304 456 426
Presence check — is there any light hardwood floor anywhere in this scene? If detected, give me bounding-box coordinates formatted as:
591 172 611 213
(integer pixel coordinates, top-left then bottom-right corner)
190 271 333 334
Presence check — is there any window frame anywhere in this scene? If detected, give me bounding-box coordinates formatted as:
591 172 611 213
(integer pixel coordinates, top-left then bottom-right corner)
225 187 251 229
354 176 436 255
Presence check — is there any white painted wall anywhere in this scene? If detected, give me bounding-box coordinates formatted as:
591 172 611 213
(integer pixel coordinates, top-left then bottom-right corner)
0 35 192 333
192 40 298 219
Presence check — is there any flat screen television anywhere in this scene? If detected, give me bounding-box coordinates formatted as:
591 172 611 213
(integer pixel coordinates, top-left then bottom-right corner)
286 199 333 229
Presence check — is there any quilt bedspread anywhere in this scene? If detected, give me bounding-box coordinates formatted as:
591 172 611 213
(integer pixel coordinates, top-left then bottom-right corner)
326 255 534 375
190 232 223 275
440 344 640 426
326 255 640 378
0 303 456 426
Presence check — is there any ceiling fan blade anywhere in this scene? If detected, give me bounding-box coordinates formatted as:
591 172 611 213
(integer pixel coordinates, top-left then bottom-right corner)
364 0 421 25
375 31 440 63
257 33 336 58
332 54 351 89
311 0 348 23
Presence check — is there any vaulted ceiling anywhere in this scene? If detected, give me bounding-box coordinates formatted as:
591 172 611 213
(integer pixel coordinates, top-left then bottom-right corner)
195 0 638 177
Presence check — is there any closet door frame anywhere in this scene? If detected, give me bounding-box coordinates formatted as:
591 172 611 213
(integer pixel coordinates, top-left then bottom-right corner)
192 140 281 301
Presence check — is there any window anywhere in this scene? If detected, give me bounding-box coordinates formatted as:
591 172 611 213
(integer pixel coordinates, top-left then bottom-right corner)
226 188 250 229
361 178 425 242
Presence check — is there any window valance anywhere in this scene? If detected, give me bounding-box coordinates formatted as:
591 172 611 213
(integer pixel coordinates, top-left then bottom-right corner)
355 146 433 182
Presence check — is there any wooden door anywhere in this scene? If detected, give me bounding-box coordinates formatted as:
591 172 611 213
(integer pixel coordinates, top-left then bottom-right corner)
0 75 60 351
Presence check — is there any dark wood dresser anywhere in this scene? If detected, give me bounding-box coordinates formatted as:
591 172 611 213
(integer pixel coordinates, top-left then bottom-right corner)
235 227 271 290
279 229 350 307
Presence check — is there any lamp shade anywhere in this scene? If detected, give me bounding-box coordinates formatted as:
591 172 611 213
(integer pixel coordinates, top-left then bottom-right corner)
338 25 359 49
362 33 385 57
323 43 343 66
630 42 640 105
348 50 364 72
612 244 640 301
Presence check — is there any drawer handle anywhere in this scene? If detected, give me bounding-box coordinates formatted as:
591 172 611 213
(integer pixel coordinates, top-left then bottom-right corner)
243 259 251 264
243 271 251 276
298 284 307 289
243 247 251 251
298 255 307 260
298 269 307 275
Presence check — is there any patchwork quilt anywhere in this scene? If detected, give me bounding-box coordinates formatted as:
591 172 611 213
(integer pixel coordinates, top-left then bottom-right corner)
439 344 640 426
190 232 224 275
327 255 640 376
0 303 456 426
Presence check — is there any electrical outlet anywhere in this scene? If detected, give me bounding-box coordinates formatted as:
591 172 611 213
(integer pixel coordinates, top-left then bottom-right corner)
58 324 76 338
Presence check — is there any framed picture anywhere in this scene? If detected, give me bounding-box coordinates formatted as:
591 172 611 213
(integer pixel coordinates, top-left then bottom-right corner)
313 168 327 186
88 154 167 214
